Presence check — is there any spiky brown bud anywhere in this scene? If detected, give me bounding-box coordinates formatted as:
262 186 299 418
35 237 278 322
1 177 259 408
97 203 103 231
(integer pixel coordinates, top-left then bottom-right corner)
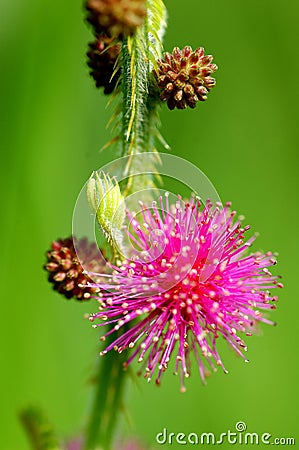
44 237 105 300
86 0 146 38
87 35 120 94
154 46 218 110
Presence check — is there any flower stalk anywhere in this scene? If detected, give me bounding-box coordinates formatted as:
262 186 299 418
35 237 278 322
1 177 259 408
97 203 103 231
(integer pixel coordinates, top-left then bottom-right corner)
85 4 168 447
84 327 128 450
118 0 167 194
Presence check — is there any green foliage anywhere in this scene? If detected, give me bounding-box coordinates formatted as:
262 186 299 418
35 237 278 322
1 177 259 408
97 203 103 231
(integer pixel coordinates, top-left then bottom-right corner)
19 406 61 450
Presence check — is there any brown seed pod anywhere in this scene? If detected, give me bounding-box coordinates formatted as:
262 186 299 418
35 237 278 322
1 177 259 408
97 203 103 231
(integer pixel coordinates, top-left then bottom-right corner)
154 46 218 110
44 237 106 300
87 35 120 94
86 0 146 38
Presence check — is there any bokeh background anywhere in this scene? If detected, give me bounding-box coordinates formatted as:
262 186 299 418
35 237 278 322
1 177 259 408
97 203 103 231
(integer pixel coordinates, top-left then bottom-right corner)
1 0 298 448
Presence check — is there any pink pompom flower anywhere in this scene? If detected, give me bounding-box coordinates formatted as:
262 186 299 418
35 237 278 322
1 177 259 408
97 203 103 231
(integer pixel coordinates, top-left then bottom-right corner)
89 195 281 391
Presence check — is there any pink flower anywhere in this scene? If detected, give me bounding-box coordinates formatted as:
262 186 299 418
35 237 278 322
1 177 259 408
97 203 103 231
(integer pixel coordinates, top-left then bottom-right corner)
118 439 148 450
89 196 282 391
65 437 83 450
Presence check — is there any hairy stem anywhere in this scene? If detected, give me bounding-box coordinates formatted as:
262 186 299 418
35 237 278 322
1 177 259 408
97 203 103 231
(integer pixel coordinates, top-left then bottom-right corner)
119 0 167 195
84 2 167 449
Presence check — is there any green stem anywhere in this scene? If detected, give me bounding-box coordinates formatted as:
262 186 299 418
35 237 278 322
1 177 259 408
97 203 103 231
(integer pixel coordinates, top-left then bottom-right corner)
121 35 148 155
83 18 153 450
84 3 167 449
120 0 167 195
84 330 127 450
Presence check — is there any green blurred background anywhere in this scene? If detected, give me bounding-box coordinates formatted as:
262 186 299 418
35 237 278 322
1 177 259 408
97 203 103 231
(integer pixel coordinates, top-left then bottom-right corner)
1 0 298 448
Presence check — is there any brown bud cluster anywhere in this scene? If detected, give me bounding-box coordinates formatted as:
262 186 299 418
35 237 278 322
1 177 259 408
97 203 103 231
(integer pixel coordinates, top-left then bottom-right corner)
86 0 146 38
154 46 218 110
87 35 121 94
44 237 105 300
